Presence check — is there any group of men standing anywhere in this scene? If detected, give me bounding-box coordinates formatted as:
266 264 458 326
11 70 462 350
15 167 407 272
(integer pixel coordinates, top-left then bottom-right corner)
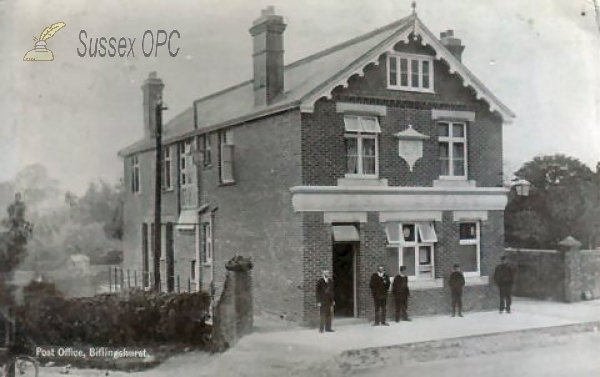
370 265 411 325
316 257 514 332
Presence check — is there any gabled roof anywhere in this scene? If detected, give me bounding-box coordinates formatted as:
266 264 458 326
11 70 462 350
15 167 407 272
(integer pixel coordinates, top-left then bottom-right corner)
119 13 514 157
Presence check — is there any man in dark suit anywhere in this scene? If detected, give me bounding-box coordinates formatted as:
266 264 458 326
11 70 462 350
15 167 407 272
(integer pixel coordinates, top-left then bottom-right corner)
392 266 411 322
315 269 335 333
448 263 465 317
494 256 515 314
370 265 391 326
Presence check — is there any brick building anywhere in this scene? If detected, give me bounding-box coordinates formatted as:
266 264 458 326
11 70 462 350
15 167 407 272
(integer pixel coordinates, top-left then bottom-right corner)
119 7 515 324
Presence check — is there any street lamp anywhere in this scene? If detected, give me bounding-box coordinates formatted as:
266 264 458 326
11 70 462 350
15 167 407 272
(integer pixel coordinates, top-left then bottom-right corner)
511 177 531 197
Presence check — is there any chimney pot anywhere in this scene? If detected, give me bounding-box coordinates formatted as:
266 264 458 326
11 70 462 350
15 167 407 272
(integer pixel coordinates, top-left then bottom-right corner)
142 72 165 138
249 7 286 107
440 29 464 62
263 5 275 16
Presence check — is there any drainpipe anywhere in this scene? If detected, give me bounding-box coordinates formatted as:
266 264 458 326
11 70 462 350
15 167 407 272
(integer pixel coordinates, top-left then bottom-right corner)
210 206 219 320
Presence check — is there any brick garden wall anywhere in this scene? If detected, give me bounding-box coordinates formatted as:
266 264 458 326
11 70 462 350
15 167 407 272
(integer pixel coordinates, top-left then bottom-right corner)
505 248 565 301
506 247 600 302
212 260 254 349
581 250 600 298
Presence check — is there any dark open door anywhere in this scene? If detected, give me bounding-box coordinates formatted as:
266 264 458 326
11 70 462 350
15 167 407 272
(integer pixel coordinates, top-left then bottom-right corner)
332 242 356 317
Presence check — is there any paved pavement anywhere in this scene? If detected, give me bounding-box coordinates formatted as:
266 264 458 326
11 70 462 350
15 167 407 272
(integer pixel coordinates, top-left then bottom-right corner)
245 298 600 353
37 298 600 376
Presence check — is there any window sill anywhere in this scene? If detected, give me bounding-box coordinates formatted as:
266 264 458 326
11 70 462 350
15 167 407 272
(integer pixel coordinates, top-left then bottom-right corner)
438 176 468 181
344 174 379 179
162 188 174 192
409 278 444 290
338 177 388 187
203 164 213 170
219 180 236 187
202 262 213 268
387 86 435 94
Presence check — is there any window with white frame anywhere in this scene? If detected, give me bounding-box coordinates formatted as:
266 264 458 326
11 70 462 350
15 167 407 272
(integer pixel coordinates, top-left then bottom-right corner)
344 115 381 177
179 139 197 208
219 129 235 184
387 53 434 92
385 222 437 280
438 122 467 178
162 146 172 190
458 222 480 276
131 155 140 193
202 222 212 264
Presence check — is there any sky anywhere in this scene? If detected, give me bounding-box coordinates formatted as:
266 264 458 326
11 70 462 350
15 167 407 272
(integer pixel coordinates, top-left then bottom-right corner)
0 0 599 194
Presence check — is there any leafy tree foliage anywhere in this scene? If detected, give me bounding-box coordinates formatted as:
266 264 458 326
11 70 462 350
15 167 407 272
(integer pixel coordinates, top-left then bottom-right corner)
505 155 600 249
0 194 33 306
66 180 124 240
0 165 125 272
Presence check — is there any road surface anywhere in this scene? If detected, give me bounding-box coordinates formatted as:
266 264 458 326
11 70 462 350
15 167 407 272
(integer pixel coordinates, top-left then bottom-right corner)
360 331 600 377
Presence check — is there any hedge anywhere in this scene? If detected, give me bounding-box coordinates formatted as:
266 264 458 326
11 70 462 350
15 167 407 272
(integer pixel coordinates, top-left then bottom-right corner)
13 282 212 348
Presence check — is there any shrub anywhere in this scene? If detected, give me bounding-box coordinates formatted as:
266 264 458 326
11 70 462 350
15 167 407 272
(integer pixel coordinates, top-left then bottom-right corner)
14 285 211 347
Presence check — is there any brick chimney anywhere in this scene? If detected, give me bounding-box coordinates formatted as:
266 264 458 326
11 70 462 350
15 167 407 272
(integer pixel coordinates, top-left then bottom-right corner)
142 71 164 138
440 30 465 62
249 6 286 107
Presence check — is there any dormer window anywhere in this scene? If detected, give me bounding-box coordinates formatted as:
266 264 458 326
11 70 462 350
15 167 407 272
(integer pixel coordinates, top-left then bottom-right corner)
387 53 434 93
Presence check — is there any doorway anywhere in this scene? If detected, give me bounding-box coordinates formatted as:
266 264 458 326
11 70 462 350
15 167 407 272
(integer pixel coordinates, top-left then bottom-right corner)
332 242 357 317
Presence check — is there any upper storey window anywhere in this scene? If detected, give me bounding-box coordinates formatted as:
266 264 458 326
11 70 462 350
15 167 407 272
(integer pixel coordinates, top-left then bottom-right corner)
387 53 434 93
438 122 467 179
344 115 381 178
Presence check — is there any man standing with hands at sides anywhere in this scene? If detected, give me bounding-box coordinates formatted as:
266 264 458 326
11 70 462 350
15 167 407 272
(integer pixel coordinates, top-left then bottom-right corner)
370 265 391 326
392 266 411 322
316 269 335 333
494 256 515 314
448 264 465 317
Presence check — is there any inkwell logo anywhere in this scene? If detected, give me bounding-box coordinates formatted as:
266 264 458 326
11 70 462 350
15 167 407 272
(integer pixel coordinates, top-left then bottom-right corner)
23 22 66 61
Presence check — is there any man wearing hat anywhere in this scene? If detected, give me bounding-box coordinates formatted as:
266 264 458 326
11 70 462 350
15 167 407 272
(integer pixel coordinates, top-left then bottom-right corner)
392 266 411 322
494 256 515 314
448 264 465 317
315 269 335 332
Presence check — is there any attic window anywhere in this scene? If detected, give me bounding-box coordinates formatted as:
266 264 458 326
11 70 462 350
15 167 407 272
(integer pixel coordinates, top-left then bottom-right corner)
387 53 434 93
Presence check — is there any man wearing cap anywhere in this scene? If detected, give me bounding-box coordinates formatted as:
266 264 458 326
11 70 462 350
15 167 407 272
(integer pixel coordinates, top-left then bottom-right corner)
370 265 391 326
315 269 335 333
494 256 514 314
392 266 411 322
448 264 465 317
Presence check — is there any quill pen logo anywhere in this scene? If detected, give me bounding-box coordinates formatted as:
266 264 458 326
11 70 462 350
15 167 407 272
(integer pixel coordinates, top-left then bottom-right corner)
23 22 66 61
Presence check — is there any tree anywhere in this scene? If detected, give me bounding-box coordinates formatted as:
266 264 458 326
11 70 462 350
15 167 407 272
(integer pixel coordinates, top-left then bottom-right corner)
103 181 124 241
0 193 33 306
505 155 599 249
13 164 60 210
69 180 124 240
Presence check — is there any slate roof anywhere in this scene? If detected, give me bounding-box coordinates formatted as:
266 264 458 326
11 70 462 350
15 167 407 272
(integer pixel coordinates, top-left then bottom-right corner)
119 13 514 157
